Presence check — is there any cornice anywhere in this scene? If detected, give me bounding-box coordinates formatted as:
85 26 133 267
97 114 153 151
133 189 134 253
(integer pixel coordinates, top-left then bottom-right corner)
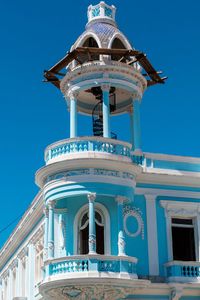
0 191 43 271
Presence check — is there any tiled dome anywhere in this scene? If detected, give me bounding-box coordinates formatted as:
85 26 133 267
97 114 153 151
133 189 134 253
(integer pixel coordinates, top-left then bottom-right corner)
71 2 132 50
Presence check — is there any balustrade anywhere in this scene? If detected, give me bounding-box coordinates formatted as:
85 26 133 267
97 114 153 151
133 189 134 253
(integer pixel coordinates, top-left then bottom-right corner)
45 137 132 164
47 255 137 277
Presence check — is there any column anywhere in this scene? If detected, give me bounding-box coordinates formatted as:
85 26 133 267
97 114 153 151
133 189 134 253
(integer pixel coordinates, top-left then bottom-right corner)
28 243 35 300
44 206 49 260
87 193 96 254
102 84 111 138
133 99 142 152
48 201 55 258
145 194 159 276
116 196 126 256
129 107 134 150
69 92 78 138
0 279 2 300
8 269 13 300
16 257 22 297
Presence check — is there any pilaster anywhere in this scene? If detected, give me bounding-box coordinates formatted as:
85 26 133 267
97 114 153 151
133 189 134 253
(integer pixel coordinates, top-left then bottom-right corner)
145 194 159 276
28 243 35 300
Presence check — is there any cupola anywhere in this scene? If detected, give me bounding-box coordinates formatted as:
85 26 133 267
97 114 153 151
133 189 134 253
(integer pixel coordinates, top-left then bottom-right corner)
87 1 116 26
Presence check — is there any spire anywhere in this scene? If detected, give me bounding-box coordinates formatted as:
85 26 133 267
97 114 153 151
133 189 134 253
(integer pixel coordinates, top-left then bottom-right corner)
87 2 116 26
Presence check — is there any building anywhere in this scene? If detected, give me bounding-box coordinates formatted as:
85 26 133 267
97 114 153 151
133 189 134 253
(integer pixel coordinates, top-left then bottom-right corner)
0 2 200 300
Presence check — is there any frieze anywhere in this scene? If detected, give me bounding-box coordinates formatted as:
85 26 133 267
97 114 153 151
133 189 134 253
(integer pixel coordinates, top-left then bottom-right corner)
123 205 144 239
46 168 135 183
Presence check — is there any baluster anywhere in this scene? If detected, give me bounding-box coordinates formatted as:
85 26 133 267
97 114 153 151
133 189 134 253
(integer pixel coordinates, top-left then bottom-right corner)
66 144 70 153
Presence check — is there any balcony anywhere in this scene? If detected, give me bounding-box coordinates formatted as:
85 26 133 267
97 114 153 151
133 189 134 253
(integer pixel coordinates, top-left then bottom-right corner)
165 261 200 283
44 254 137 280
45 137 132 165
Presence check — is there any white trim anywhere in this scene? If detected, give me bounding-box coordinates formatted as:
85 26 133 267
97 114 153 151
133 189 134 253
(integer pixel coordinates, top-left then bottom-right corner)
108 32 132 50
160 200 200 262
74 203 111 255
145 194 159 276
135 187 200 199
144 151 200 164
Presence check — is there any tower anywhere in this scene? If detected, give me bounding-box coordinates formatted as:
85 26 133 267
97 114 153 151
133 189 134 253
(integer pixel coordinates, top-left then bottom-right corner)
1 2 200 300
38 2 166 299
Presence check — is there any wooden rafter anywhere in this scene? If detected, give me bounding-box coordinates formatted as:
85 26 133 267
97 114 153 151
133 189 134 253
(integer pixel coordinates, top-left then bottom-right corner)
44 47 167 89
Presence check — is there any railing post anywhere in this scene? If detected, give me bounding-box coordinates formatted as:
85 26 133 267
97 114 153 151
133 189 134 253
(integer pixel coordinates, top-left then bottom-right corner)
87 193 97 254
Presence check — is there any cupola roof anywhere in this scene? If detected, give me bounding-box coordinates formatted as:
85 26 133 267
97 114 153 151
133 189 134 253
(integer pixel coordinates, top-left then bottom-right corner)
71 2 132 50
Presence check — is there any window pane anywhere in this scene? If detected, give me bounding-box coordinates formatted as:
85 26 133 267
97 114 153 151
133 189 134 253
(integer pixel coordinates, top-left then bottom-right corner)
172 226 196 261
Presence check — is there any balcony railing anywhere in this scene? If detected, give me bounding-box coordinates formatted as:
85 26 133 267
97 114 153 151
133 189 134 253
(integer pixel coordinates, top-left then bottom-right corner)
45 255 138 279
165 261 200 283
45 137 132 164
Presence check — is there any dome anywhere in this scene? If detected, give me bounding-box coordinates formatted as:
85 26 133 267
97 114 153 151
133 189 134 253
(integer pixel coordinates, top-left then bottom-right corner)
71 2 132 50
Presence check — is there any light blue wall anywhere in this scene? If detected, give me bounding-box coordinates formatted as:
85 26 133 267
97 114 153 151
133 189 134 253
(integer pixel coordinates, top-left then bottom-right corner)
125 195 149 276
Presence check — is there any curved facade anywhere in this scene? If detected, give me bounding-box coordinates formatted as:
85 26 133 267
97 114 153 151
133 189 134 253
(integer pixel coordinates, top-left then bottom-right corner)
1 2 200 300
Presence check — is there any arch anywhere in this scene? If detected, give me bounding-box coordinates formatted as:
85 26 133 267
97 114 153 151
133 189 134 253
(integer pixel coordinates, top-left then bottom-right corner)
74 202 111 255
108 33 132 50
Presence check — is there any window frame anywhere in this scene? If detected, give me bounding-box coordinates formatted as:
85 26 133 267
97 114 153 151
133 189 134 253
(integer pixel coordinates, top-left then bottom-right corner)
160 200 200 262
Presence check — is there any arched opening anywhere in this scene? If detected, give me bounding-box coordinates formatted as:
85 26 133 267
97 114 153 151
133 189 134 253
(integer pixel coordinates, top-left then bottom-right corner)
79 210 105 254
81 37 99 61
111 37 127 61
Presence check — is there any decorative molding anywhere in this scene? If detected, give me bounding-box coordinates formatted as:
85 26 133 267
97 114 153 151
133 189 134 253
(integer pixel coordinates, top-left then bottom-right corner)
160 200 200 217
170 287 183 300
46 168 135 184
87 193 96 202
123 205 144 239
116 196 128 204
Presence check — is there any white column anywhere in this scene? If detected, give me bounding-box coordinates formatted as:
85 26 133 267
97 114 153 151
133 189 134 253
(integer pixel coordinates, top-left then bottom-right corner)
8 269 13 300
28 243 35 300
116 196 126 256
16 257 22 297
145 194 159 275
0 280 2 300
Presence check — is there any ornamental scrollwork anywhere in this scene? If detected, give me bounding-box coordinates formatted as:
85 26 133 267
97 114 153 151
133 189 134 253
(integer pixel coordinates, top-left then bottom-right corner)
123 205 144 239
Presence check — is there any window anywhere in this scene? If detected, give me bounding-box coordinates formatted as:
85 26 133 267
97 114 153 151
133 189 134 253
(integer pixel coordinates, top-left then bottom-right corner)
171 218 196 261
160 200 200 262
79 210 104 254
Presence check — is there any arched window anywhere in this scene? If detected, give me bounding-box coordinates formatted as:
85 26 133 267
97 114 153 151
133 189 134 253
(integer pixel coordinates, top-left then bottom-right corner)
74 203 110 255
81 37 99 62
111 37 126 61
79 210 104 254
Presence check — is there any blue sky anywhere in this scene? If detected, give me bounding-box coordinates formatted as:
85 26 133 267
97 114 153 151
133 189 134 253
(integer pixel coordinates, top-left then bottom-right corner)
0 0 200 247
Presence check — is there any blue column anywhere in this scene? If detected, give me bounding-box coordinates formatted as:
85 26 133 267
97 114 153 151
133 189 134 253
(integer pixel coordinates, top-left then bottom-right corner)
116 196 126 256
133 99 142 152
70 93 78 138
48 201 55 258
44 207 49 260
129 108 134 150
102 85 111 138
87 193 96 254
